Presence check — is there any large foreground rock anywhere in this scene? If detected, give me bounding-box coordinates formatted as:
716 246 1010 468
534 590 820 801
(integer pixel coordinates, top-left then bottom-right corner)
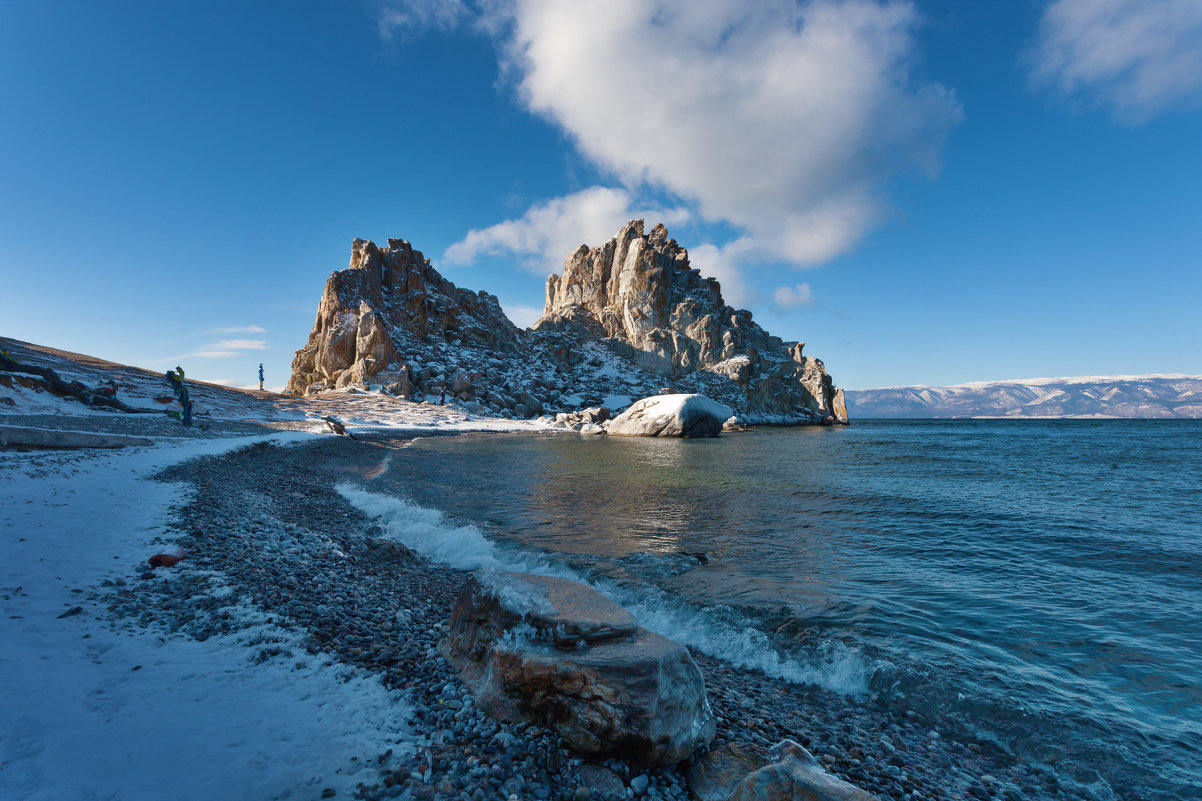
727 739 880 801
606 394 733 438
444 572 715 765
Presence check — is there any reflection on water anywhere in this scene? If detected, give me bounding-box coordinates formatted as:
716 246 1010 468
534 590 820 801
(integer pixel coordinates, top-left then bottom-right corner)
375 420 1202 801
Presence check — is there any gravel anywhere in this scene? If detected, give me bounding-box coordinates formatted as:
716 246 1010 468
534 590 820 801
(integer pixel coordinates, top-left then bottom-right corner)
89 436 1086 801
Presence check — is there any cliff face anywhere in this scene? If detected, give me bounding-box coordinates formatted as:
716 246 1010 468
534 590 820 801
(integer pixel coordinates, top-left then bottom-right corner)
287 222 847 425
287 237 519 395
537 220 846 422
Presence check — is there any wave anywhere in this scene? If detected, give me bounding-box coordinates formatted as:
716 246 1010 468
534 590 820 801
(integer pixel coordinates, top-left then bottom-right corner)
337 483 876 695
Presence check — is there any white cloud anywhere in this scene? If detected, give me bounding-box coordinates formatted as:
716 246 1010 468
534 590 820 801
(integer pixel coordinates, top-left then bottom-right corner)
773 282 815 310
153 351 242 365
1029 0 1202 121
443 186 688 273
208 325 266 334
376 0 467 38
688 238 760 310
491 0 960 265
210 339 270 351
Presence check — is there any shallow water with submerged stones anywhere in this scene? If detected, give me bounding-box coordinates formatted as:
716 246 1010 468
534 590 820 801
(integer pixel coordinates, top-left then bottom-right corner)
354 419 1202 801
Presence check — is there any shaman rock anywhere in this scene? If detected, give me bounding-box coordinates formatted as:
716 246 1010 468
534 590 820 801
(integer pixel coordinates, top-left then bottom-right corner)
536 220 846 422
286 225 846 425
287 238 519 395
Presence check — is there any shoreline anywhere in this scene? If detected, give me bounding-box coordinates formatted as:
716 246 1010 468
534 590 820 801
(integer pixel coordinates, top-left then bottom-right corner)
1 397 1105 800
143 434 1073 801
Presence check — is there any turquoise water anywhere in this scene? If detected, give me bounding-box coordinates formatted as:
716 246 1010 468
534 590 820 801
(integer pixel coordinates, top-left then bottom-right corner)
377 420 1202 800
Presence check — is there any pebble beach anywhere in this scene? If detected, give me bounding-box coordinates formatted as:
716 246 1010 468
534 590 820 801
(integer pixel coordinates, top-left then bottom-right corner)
96 433 1083 801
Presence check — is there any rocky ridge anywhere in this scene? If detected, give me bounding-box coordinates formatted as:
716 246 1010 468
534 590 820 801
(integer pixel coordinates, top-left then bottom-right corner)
288 221 848 425
846 374 1202 419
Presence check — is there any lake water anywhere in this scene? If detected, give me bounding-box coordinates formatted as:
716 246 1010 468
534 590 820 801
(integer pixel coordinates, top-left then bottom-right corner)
360 419 1202 800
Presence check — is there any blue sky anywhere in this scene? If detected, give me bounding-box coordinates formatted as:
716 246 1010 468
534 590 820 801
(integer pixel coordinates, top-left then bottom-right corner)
2 0 1200 391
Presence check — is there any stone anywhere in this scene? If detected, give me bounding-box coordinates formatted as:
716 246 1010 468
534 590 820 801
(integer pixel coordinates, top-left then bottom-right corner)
831 388 849 425
444 572 715 765
605 394 733 438
365 536 414 562
446 572 637 651
0 426 153 450
684 742 767 801
576 766 626 801
726 740 880 801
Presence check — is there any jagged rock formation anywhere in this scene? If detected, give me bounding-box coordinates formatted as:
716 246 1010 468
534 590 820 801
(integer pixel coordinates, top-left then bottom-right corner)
847 374 1202 419
288 223 848 425
537 221 846 423
287 238 519 395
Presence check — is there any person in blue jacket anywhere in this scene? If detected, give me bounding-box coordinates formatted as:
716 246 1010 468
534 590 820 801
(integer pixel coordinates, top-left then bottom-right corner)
258 363 264 391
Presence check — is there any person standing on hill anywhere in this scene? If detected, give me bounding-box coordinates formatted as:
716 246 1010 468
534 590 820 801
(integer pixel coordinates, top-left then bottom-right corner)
165 366 185 400
258 363 264 391
179 384 193 427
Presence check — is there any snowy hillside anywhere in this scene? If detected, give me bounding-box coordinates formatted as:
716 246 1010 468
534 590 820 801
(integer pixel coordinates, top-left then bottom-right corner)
846 374 1202 419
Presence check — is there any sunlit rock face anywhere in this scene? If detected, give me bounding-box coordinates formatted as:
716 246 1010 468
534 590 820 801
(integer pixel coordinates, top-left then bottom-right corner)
287 223 847 425
286 237 519 396
537 220 847 424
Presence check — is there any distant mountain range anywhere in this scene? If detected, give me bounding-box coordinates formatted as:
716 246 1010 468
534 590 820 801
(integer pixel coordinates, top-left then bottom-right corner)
845 374 1202 419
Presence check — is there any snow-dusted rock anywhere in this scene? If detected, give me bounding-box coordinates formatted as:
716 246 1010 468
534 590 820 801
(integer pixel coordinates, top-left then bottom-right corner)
536 220 846 422
444 572 715 765
606 394 733 438
285 224 847 425
287 237 519 395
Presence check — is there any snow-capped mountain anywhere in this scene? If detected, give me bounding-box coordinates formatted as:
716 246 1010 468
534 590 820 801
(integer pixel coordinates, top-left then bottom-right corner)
846 374 1202 419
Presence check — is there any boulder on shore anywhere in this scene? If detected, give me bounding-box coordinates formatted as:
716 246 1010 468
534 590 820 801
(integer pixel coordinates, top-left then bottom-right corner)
443 572 716 765
726 739 881 801
605 394 733 438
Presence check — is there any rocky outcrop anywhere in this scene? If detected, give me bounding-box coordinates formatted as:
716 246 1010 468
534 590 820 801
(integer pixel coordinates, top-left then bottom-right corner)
443 572 715 765
287 238 520 395
287 224 847 426
537 220 847 424
606 394 733 438
726 740 880 801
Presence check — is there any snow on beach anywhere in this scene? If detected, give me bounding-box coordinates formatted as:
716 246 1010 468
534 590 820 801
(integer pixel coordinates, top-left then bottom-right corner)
2 339 1097 801
0 339 550 800
0 434 420 800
